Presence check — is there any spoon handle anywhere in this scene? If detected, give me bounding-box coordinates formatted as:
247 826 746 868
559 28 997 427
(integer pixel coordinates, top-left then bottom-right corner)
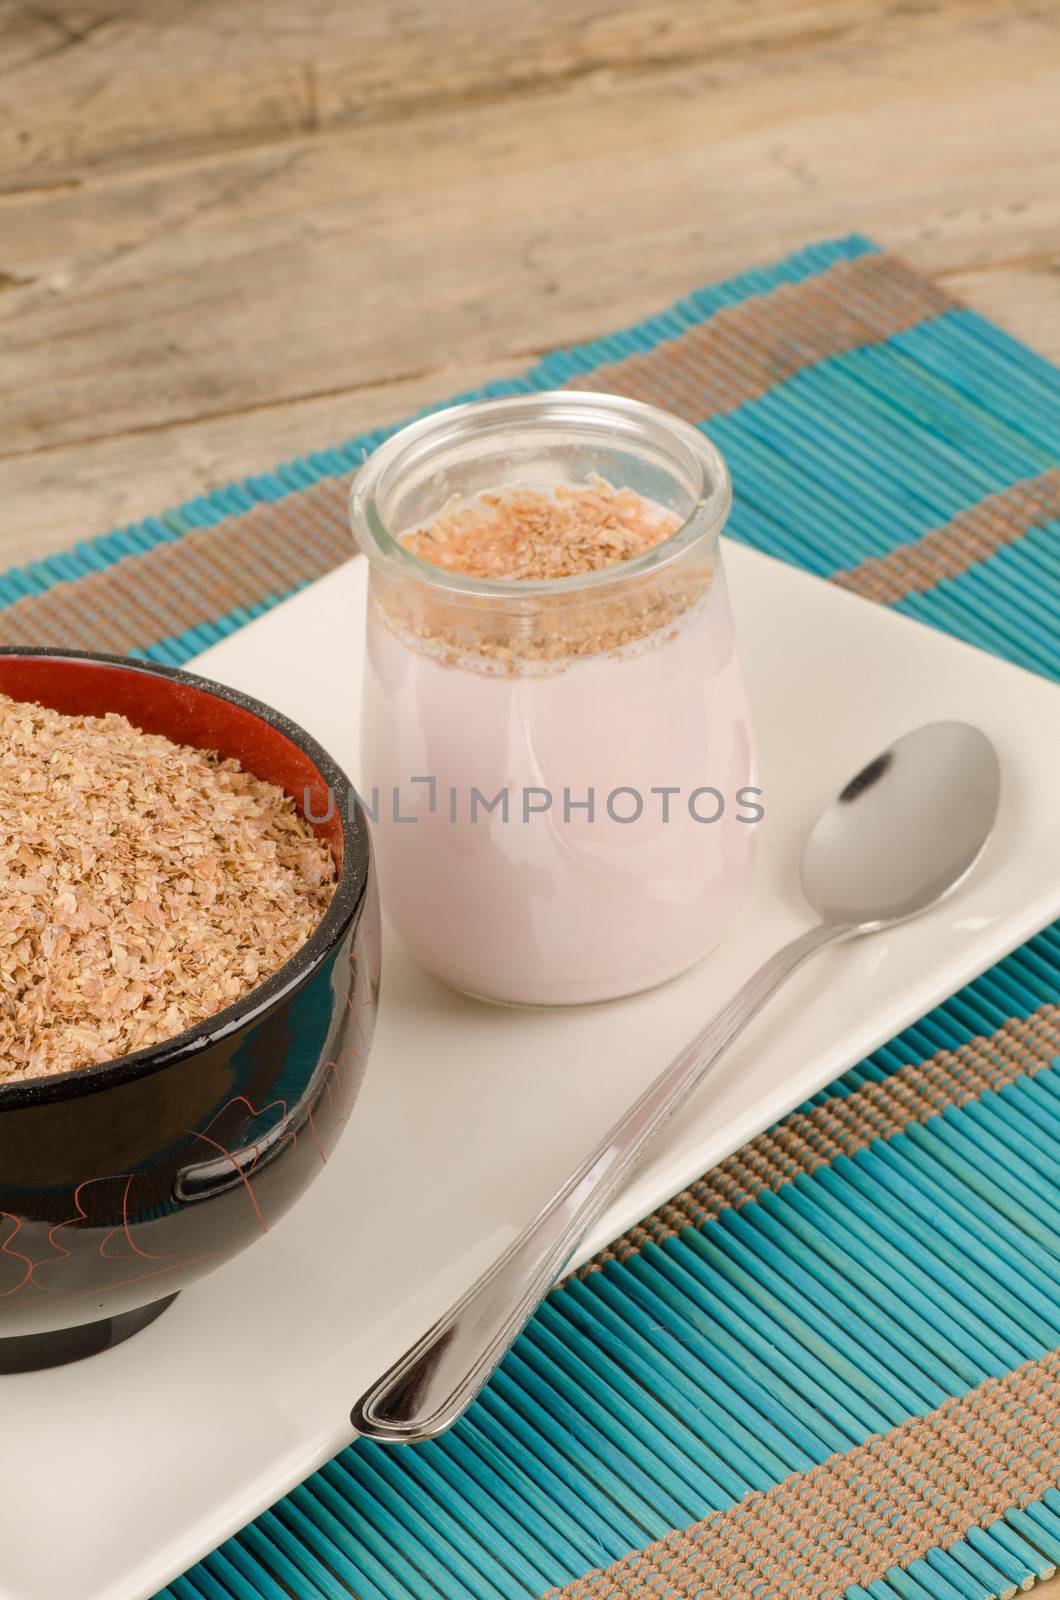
352 918 854 1444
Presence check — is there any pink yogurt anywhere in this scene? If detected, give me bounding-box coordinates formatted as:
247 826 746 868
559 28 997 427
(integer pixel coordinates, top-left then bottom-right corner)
361 566 756 1005
350 392 757 1006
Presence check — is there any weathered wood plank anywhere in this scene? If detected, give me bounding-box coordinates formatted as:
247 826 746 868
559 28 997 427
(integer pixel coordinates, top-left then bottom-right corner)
1 1 1057 571
0 0 1022 188
941 259 1060 355
1 8 1057 466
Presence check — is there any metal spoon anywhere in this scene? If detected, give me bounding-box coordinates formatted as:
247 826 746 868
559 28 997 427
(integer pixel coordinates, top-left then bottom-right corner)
352 720 1001 1444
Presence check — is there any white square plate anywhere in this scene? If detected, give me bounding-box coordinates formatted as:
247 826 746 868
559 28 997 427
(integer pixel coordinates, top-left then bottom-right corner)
2 543 1058 1600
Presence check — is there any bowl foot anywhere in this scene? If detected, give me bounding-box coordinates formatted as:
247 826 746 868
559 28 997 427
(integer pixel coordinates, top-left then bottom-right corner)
0 1294 178 1374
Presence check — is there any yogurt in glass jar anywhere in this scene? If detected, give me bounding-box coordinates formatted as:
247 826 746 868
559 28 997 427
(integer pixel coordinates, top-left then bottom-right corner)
350 392 757 1006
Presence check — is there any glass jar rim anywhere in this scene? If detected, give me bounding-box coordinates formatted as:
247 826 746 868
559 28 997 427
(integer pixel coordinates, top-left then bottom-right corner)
348 391 732 600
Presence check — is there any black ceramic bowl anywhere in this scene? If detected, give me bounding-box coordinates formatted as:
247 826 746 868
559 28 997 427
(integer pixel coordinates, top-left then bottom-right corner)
0 648 379 1371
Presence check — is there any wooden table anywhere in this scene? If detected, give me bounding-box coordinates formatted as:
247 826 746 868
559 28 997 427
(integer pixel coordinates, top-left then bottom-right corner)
2 4 1059 1591
1 0 1059 574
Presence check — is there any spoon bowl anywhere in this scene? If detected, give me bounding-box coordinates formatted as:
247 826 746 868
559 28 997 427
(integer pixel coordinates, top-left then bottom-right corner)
800 721 1001 930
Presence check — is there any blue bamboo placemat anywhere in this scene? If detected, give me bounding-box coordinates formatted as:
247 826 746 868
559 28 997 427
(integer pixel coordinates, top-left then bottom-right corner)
4 235 1059 1600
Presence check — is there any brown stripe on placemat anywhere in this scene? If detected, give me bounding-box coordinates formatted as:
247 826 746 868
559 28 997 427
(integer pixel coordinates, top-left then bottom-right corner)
541 1348 1060 1600
0 475 356 655
0 252 955 657
567 253 954 419
834 469 1060 605
575 1004 1060 1276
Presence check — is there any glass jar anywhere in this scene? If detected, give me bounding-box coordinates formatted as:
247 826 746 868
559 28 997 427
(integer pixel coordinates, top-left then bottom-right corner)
349 391 757 1006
